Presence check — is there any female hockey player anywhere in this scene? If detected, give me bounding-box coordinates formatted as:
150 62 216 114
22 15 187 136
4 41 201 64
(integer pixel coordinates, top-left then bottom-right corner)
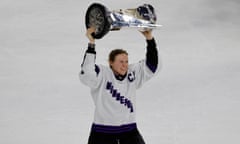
79 26 160 144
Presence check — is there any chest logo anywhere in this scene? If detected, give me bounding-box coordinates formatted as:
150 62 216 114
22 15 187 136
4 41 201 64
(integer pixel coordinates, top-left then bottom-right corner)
106 82 134 113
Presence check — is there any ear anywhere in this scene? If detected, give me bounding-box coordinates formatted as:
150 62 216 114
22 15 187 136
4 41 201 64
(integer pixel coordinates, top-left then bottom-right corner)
109 60 113 68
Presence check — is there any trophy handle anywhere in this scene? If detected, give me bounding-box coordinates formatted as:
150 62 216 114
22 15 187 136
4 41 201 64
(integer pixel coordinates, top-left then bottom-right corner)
85 3 111 39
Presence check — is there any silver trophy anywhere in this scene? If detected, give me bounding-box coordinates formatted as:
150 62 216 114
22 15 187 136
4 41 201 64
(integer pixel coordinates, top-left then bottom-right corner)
85 3 162 39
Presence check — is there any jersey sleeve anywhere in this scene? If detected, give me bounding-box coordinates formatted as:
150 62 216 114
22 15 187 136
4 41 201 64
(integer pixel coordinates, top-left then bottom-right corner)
79 44 103 89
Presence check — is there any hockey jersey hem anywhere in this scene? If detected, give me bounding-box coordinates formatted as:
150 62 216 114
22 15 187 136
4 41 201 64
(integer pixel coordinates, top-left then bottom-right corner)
91 123 137 134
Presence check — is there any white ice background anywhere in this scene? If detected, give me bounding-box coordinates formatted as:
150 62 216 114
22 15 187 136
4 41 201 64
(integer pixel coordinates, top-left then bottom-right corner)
0 0 240 144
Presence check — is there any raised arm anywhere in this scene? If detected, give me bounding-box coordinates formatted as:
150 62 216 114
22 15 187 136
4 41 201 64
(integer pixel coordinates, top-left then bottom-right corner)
79 28 101 88
141 30 159 73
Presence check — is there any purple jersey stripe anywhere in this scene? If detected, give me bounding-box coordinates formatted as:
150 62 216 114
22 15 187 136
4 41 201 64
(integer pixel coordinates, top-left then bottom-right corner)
91 123 137 133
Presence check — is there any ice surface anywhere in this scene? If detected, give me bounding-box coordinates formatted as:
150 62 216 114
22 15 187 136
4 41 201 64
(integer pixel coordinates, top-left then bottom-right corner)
0 0 240 144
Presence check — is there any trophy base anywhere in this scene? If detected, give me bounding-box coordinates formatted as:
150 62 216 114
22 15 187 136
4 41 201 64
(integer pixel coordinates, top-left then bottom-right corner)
85 3 111 39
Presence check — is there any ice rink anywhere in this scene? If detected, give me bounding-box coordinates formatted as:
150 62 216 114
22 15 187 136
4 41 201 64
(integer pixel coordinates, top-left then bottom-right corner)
1 0 240 144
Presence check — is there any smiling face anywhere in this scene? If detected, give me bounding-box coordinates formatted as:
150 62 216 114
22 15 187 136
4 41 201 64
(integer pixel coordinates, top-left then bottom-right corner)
109 49 128 76
110 54 128 75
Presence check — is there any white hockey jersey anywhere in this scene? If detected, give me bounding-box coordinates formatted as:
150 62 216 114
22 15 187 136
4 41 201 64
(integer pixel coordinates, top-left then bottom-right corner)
79 39 160 127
